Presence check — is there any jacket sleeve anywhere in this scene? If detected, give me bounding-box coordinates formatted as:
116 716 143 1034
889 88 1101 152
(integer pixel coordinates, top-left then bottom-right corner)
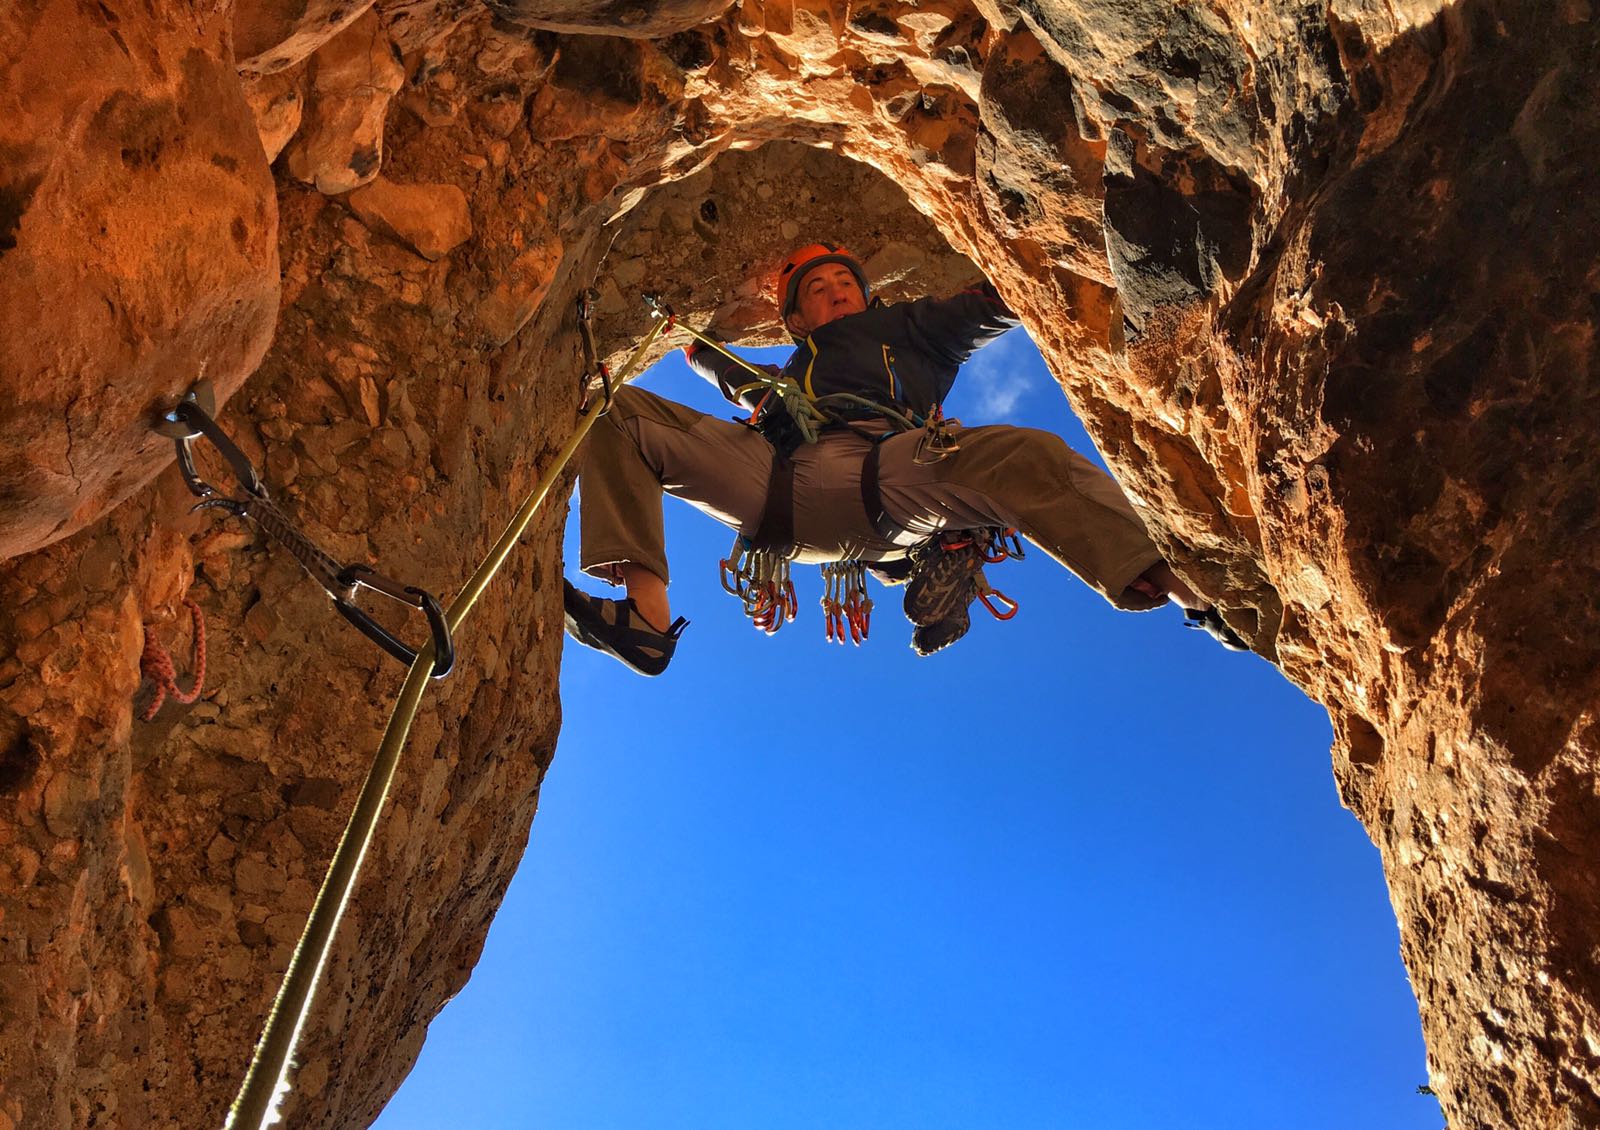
902 281 1022 367
685 342 781 411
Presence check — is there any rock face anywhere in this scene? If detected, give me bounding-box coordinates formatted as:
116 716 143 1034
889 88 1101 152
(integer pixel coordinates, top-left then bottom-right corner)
0 0 280 561
1 2 1597 1128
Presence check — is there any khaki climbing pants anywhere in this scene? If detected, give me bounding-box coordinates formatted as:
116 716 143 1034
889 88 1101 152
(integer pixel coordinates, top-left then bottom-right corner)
578 385 1166 611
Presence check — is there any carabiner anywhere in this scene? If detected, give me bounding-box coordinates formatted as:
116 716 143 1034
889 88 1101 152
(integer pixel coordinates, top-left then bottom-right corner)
155 381 267 501
977 585 1020 621
336 565 456 679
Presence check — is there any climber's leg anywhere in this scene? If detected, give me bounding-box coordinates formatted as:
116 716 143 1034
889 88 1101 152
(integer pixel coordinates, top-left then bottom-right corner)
569 386 774 673
618 563 671 634
1123 560 1210 610
578 384 773 594
872 424 1170 611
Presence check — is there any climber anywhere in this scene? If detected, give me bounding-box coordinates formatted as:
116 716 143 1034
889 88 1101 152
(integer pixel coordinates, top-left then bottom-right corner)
563 242 1247 675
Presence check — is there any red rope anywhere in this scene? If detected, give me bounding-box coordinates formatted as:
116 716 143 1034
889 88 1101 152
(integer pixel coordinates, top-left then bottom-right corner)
139 597 207 721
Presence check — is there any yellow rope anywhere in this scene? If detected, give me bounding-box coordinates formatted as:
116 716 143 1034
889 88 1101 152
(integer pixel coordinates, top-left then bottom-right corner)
225 313 670 1130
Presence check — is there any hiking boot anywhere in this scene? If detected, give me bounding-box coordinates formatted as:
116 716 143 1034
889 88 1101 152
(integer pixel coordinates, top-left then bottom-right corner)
911 602 971 657
563 580 688 676
1183 607 1248 652
903 539 983 627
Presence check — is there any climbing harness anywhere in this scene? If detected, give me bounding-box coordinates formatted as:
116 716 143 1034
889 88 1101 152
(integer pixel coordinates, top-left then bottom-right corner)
155 382 455 679
139 597 207 720
224 296 672 1130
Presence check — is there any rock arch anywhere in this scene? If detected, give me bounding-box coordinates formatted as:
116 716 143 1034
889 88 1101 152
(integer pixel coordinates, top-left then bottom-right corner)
1 2 1596 1127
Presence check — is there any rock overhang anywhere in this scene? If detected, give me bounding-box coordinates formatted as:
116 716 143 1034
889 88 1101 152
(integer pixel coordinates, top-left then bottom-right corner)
1 2 1597 1128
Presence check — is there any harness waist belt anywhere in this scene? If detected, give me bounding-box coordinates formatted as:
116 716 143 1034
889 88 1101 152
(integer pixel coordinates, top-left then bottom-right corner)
748 427 912 557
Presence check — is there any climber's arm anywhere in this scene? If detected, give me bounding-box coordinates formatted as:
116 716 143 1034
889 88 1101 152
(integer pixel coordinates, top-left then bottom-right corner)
685 341 782 411
903 282 1022 367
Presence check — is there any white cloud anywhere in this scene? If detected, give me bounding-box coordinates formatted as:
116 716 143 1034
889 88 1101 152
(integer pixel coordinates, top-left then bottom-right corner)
951 327 1042 424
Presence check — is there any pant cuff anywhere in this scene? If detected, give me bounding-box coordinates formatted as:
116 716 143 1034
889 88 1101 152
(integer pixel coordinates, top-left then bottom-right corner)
581 552 670 588
1105 549 1167 612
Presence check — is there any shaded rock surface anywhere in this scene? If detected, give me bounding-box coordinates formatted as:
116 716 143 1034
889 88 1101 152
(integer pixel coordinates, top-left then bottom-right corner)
282 9 408 194
1 2 1597 1129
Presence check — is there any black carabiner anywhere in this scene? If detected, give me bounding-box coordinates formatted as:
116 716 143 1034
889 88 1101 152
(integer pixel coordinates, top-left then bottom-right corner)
336 566 455 679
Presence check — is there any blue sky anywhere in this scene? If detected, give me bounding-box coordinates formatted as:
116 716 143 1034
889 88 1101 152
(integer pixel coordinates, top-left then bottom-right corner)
375 327 1442 1129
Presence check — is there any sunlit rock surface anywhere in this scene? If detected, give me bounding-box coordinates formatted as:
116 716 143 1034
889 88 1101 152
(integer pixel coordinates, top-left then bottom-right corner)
0 0 280 562
1 2 1596 1127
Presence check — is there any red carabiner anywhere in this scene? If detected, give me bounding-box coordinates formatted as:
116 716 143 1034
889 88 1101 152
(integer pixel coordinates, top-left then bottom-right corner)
977 586 1019 621
845 595 871 643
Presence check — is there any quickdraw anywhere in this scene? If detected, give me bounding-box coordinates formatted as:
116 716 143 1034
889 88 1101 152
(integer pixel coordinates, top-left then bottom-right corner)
575 288 614 413
983 527 1026 563
927 525 1025 565
719 528 1021 642
820 560 872 645
155 381 455 679
907 526 1026 622
719 536 797 634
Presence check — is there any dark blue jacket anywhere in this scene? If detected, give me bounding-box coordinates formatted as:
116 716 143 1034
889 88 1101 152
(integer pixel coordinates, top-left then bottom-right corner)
687 284 1019 430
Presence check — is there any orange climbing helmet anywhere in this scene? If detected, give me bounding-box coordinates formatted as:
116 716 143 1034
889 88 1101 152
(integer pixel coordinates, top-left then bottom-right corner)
776 242 870 318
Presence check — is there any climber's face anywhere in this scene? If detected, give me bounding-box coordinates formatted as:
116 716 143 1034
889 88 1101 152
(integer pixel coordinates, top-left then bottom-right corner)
786 262 867 336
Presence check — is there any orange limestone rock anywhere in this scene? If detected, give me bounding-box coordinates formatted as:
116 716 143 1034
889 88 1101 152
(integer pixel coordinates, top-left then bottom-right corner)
0 0 279 561
1 2 1597 1128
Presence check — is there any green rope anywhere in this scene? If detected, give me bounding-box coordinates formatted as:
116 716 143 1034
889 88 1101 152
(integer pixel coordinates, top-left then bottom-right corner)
225 312 670 1130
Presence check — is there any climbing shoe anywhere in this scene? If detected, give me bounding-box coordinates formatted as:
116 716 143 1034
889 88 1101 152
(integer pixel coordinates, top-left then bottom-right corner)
1183 607 1248 652
911 602 971 657
563 580 688 676
903 539 984 627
